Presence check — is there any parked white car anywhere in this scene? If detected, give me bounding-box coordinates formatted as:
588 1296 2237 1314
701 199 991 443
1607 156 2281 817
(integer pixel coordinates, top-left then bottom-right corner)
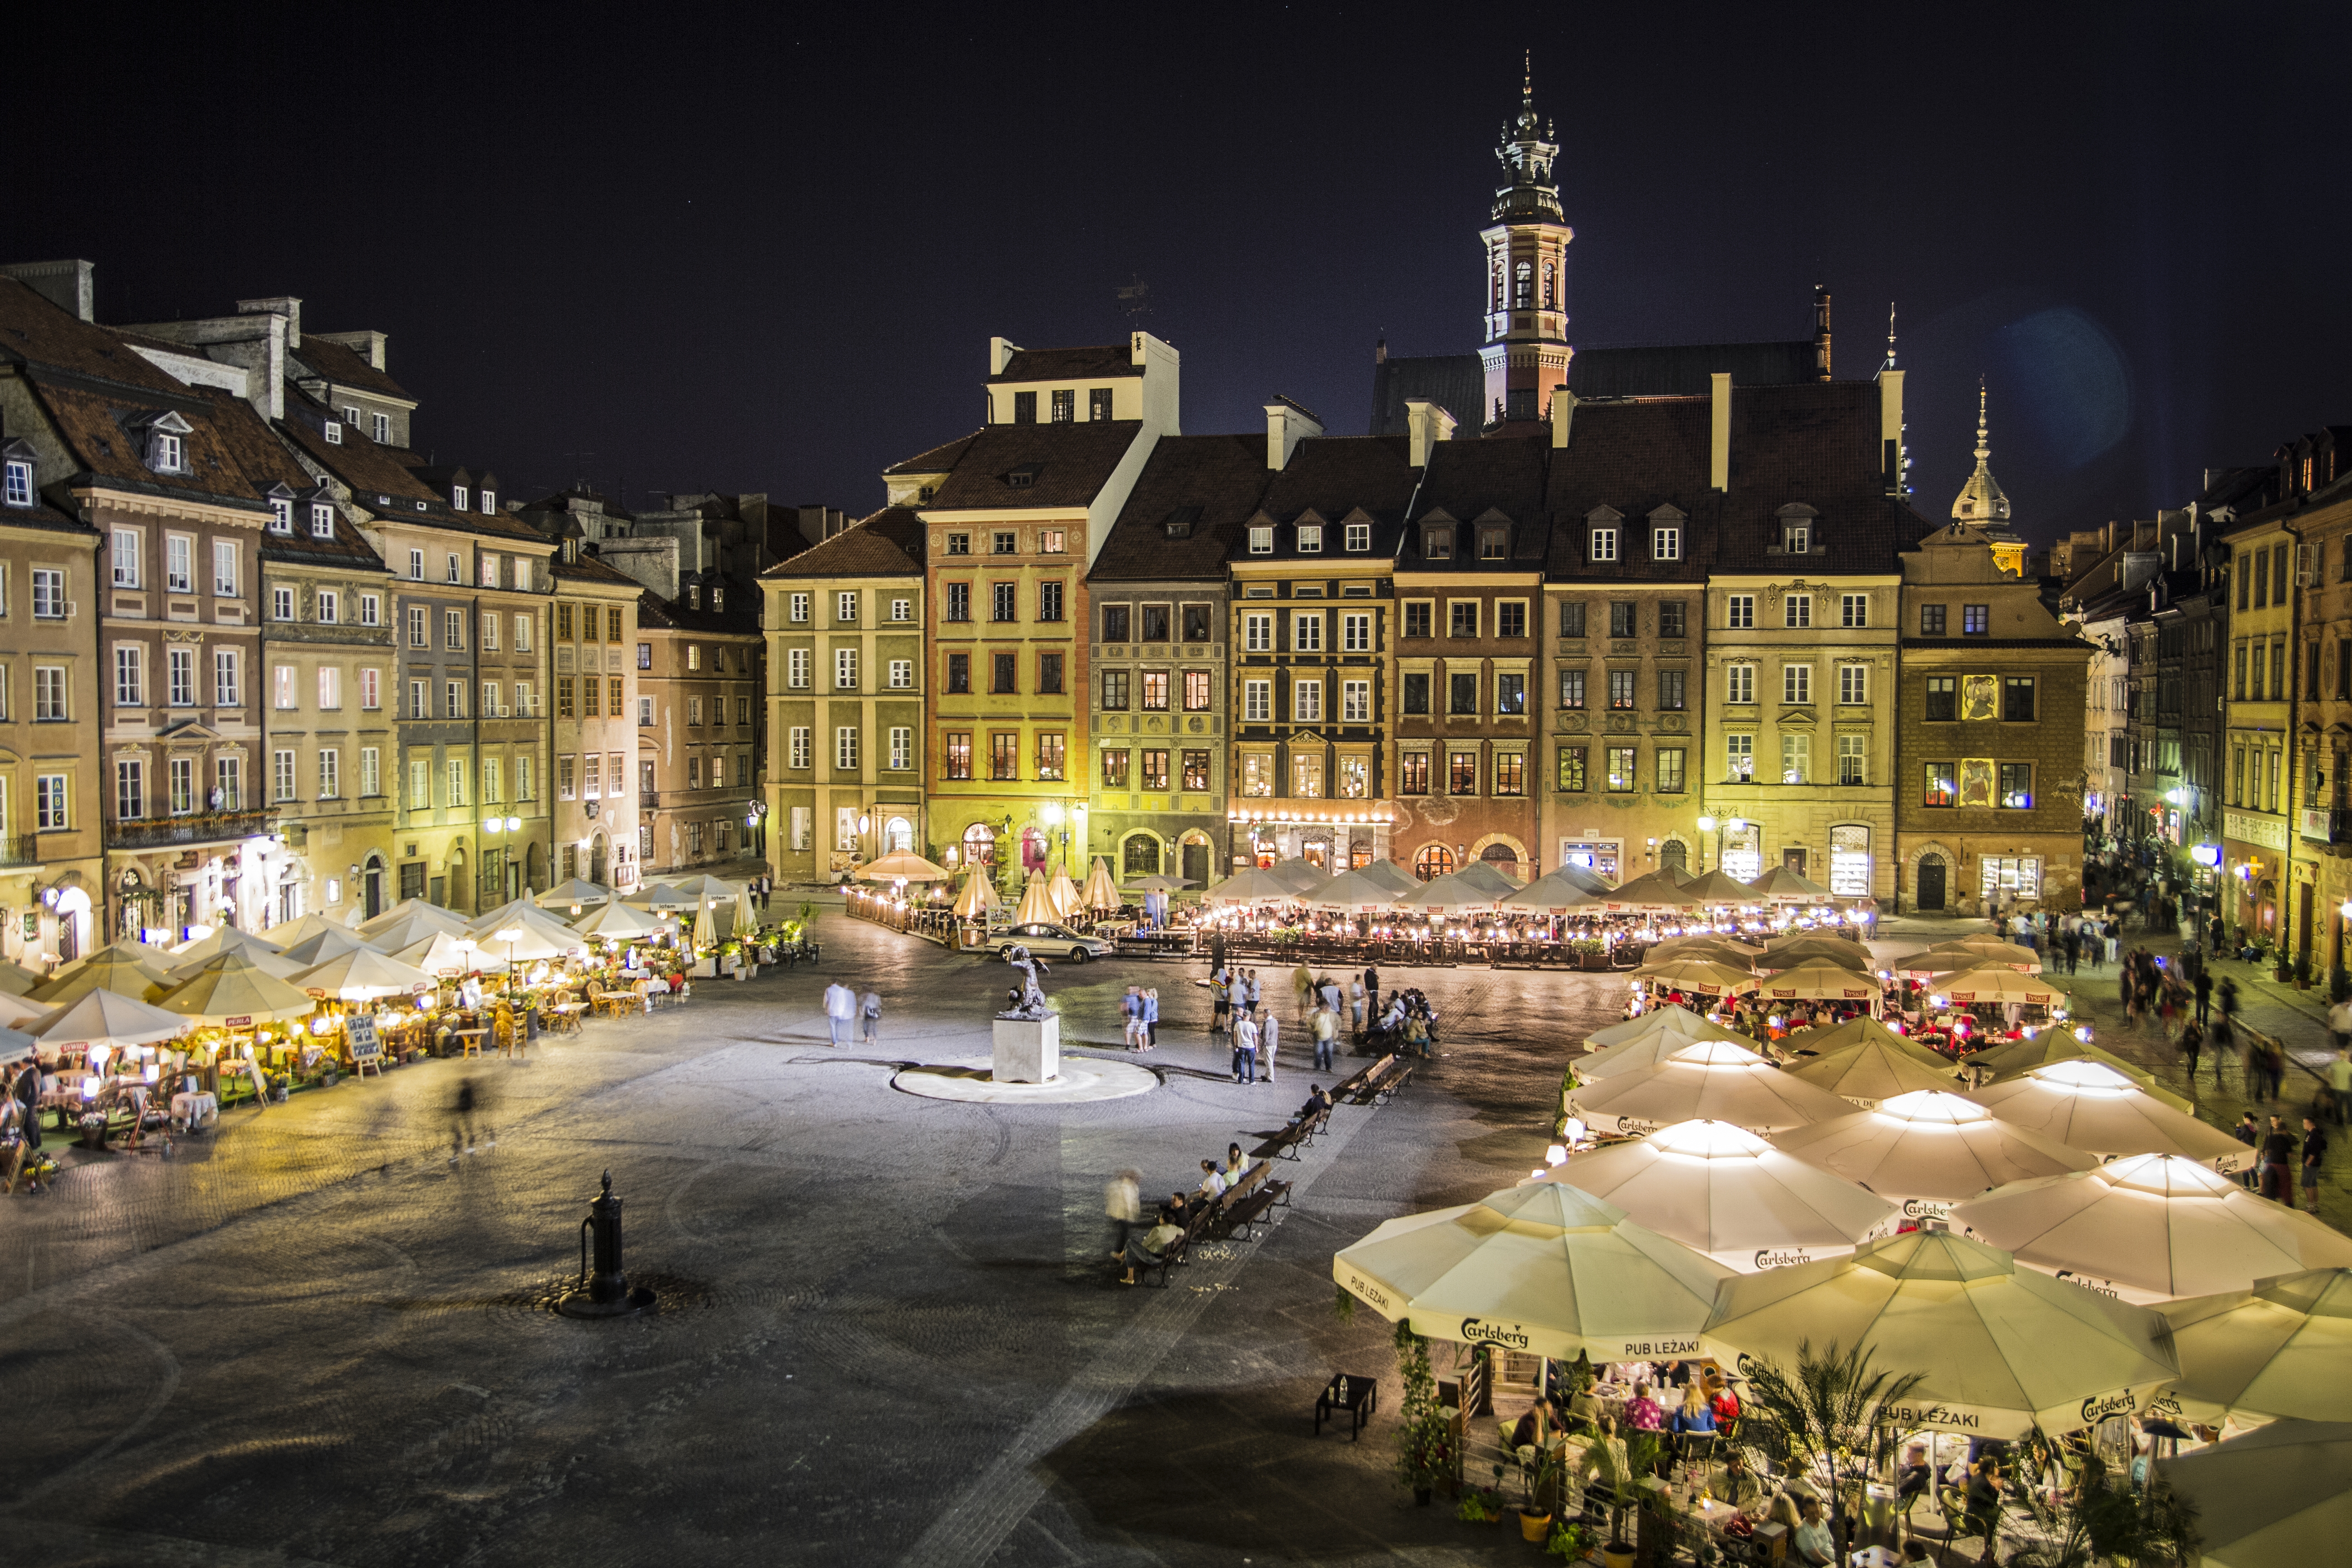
990 922 1112 962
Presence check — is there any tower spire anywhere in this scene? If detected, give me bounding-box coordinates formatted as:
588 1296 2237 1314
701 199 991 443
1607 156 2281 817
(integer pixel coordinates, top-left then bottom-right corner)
1522 49 1534 125
1975 375 1990 465
1882 302 1898 370
1480 59 1574 425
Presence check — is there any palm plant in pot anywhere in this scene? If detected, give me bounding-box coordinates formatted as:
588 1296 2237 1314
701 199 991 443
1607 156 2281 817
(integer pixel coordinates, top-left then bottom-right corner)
1517 1445 1567 1541
1392 1321 1451 1504
1593 1428 1664 1568
1734 1339 1926 1566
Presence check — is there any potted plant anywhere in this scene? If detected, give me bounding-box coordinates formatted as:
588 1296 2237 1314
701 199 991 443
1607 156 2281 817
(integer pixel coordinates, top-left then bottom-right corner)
1735 1339 1929 1567
1594 1429 1663 1568
1455 1469 1506 1524
1392 1322 1450 1504
1517 1446 1566 1540
1546 1519 1596 1562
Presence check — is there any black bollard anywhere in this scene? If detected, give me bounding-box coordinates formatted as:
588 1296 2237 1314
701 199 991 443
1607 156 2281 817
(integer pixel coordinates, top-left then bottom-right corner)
555 1169 658 1318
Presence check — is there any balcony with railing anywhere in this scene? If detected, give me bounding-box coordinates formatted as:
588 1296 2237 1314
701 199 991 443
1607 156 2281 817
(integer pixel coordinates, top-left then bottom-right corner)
105 810 274 852
0 833 42 868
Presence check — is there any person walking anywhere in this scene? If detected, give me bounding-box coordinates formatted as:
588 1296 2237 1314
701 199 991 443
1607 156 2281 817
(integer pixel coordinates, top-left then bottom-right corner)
2210 1012 2236 1088
2103 922 2121 968
1122 985 1143 1051
2302 1117 2329 1214
822 980 856 1046
1313 1000 1338 1071
2180 1019 2204 1085
2264 1037 2288 1104
1142 986 1160 1051
449 1075 481 1161
1232 1008 1259 1085
1259 1006 1280 1084
2193 965 2213 1025
1348 976 1367 1037
2233 1110 2262 1190
2261 1115 2297 1204
1104 1168 1142 1258
2332 1045 2352 1127
859 988 882 1045
1291 962 1315 1027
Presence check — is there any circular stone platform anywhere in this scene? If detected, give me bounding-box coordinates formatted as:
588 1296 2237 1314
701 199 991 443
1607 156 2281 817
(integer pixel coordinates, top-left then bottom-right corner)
892 1054 1158 1104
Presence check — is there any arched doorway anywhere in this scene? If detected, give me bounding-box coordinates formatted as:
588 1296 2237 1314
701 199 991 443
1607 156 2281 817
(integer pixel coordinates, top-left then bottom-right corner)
2255 878 2278 939
884 817 913 853
1479 842 1519 876
962 823 995 872
590 833 608 886
362 852 385 918
525 841 546 894
1122 833 1161 875
1414 843 1455 882
447 847 468 912
1916 854 1947 911
1659 839 1688 873
1180 832 1210 888
55 886 89 963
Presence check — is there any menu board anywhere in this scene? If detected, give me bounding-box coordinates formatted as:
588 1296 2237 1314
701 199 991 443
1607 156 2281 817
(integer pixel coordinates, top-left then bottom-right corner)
347 1016 382 1061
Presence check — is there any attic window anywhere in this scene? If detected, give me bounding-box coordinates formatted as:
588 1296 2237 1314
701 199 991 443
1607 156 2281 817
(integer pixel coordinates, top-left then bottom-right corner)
3 456 31 507
563 539 579 564
687 584 701 609
480 489 496 514
1345 522 1370 551
1423 525 1453 560
372 412 390 443
452 485 469 511
1478 526 1508 560
145 414 192 475
269 498 294 534
324 421 342 445
1783 519 1812 554
1297 524 1323 554
343 406 363 427
1248 525 1273 555
1162 507 1198 539
1005 464 1042 490
712 586 725 612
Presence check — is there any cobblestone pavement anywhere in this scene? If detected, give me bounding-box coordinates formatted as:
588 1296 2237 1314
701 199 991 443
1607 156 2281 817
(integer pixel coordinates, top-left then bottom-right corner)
4 905 1632 1568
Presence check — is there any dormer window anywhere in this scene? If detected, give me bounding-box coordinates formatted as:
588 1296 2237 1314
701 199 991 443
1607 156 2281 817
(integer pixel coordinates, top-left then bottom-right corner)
1424 525 1454 560
323 421 342 446
142 411 193 475
4 440 37 506
452 485 469 511
1478 526 1508 560
687 584 701 610
1589 527 1618 561
1297 524 1323 554
310 503 335 538
343 406 363 427
1249 525 1274 554
1783 519 1811 553
270 498 294 534
1345 522 1369 551
564 538 579 564
371 412 390 443
1653 526 1681 561
480 489 495 514
1004 465 1041 491
1162 507 1198 539
712 586 725 612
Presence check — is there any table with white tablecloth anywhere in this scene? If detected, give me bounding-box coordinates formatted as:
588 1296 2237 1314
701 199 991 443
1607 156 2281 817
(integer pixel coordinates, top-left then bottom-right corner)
171 1090 218 1129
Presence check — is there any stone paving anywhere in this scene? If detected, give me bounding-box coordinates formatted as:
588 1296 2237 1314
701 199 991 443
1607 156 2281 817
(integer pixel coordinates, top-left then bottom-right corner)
2 907 1627 1568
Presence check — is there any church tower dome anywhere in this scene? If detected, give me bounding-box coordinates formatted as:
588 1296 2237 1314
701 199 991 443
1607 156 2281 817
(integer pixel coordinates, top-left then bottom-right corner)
1477 55 1575 428
1951 379 2026 574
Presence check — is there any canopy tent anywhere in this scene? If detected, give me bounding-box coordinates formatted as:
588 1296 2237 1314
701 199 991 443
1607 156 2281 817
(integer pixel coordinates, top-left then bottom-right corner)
30 941 174 1003
1785 1031 1963 1109
1756 936 1872 971
1045 864 1083 920
1967 1060 2252 1171
0 1023 34 1065
163 936 305 983
1264 858 1328 895
26 986 190 1052
2158 1269 2352 1424
534 877 616 910
260 908 361 946
662 873 748 900
1900 941 2042 976
1744 865 1835 904
1960 1030 2192 1112
1753 961 1884 1004
168 923 284 965
1547 860 1616 896
854 852 954 883
1638 937 1757 970
152 951 319 1027
1769 1089 2102 1219
357 909 467 956
0 991 54 1029
1564 1040 1856 1137
624 881 697 911
0 956 43 996
1788 1014 1954 1069
1632 957 1760 997
288 946 436 1002
1080 858 1121 911
1391 869 1505 914
1302 868 1406 912
1357 859 1424 897
1677 868 1765 907
568 899 671 941
356 897 468 940
1537 1118 1896 1271
2157 1419 2352 1568
1499 867 1606 913
1333 1181 1736 1362
1702 1230 2180 1439
468 895 556 936
1201 867 1296 905
1451 859 1523 897
1576 1015 1762 1082
1927 963 2065 1006
1603 870 1703 912
1949 1154 2352 1303
389 929 509 976
1124 872 1196 892
950 869 1001 919
1010 869 1060 928
274 927 375 971
469 912 587 964
1654 864 1695 887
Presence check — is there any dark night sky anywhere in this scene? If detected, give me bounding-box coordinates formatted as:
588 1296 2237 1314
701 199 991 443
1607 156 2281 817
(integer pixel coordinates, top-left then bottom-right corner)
17 3 2352 547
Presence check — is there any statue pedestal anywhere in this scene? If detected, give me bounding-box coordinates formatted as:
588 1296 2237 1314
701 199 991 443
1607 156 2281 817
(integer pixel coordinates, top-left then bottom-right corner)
992 1013 1060 1083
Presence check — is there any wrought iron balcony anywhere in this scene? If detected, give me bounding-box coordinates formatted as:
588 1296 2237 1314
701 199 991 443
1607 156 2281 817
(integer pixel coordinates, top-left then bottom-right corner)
105 810 275 852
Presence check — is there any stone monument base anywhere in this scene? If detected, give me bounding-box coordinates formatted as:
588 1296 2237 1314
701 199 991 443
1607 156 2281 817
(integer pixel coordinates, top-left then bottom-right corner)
991 1013 1060 1083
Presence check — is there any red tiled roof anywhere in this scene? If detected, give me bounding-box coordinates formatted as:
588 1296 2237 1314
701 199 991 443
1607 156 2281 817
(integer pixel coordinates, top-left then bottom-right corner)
0 277 193 396
29 378 269 512
294 334 411 401
883 431 981 477
924 422 1145 511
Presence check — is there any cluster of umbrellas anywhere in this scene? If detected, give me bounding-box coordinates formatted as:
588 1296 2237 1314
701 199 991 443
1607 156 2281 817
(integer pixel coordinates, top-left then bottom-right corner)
1195 857 1865 919
851 851 1184 931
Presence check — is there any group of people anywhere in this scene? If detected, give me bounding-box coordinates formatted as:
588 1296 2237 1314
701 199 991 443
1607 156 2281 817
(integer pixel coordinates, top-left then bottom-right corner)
1119 985 1161 1051
1209 965 1358 1082
819 980 882 1046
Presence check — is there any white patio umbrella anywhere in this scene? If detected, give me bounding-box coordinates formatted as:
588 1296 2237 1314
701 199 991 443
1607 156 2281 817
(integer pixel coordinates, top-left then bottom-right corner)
274 927 376 971
1264 858 1327 895
1201 867 1294 905
1633 957 1760 997
389 930 509 976
260 908 362 946
1580 1004 1755 1068
163 935 306 982
1967 1060 2252 1171
151 951 319 1028
1565 1040 1856 1137
1960 1030 2192 1112
1357 859 1424 897
1769 1089 2102 1222
1787 1013 1953 1068
1045 863 1083 920
1125 872 1196 892
1536 1118 1896 1271
2158 1269 2352 1424
951 869 1000 919
0 1024 34 1064
1677 868 1763 907
1638 938 1756 970
1604 870 1703 912
1499 867 1604 913
1080 858 1121 911
1744 864 1835 904
1391 870 1503 914
26 986 191 1051
356 897 467 940
1900 941 2043 976
854 852 953 883
1333 1181 1735 1362
663 873 748 900
1704 1230 2180 1439
535 877 615 910
569 899 671 941
474 915 585 965
0 991 53 1029
1784 1029 1961 1108
30 941 175 1002
1010 868 1060 928
1949 1154 2352 1303
625 881 696 911
2157 1419 2352 1568
1754 961 1883 1004
1755 936 1871 971
1302 868 1405 912
1452 859 1522 896
0 956 44 997
288 947 436 1002
1930 962 2066 1007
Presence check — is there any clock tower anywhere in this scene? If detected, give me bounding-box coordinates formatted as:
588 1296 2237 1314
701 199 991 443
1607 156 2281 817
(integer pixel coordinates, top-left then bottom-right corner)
1478 59 1574 426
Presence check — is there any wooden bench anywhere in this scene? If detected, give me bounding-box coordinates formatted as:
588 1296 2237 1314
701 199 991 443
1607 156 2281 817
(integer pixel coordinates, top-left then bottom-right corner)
1331 1053 1395 1104
1216 1158 1292 1240
1252 1102 1330 1162
1132 1230 1186 1286
1315 1372 1378 1438
1373 1061 1416 1105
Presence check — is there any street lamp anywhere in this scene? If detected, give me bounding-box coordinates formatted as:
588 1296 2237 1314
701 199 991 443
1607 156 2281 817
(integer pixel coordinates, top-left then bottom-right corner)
1696 815 1716 873
497 926 523 986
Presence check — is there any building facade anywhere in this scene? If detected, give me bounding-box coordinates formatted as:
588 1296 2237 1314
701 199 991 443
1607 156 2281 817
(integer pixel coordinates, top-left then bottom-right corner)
2287 433 2352 975
761 508 926 883
636 587 765 882
2221 507 2299 951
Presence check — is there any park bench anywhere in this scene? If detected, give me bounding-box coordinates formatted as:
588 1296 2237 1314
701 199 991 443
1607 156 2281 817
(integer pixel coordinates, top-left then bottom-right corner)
1215 1158 1292 1240
1132 1230 1186 1286
1331 1053 1394 1103
1251 1102 1330 1162
1315 1372 1378 1438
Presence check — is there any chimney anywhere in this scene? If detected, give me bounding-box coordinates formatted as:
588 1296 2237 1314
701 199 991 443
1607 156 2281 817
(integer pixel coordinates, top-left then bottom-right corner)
236 295 303 346
0 260 95 322
1374 337 1388 366
1264 397 1323 471
310 328 387 369
1876 367 1905 495
1709 373 1732 491
1550 387 1579 450
1812 284 1833 380
989 336 1022 376
1405 398 1457 469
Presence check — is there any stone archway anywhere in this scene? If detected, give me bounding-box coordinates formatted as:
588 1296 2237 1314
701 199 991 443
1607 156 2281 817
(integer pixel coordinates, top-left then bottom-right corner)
1903 840 1959 914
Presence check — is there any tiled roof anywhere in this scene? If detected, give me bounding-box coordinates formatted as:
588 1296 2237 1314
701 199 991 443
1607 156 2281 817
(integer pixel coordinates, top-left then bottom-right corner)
1367 353 1483 436
1092 435 1272 582
924 421 1145 511
27 377 270 513
988 344 1137 383
1405 432 1551 568
884 432 980 477
1246 435 1421 561
198 390 387 568
759 506 925 579
293 334 411 401
551 552 643 587
0 277 193 397
279 385 548 544
1543 398 1716 582
636 586 761 635
1568 342 1817 399
1712 382 1933 574
524 484 636 523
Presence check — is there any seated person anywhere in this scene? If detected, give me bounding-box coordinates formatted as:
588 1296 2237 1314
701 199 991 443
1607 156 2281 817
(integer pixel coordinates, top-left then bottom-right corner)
1293 1084 1333 1123
1707 1373 1742 1427
1196 1159 1227 1200
1622 1381 1664 1432
1118 1209 1186 1285
1165 1191 1190 1228
1964 1459 2005 1529
1765 1492 1804 1537
1705 1451 1764 1509
1667 1383 1717 1437
1895 1441 1933 1503
1576 1415 1630 1489
1507 1401 1547 1460
1792 1496 1835 1566
1224 1142 1248 1179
